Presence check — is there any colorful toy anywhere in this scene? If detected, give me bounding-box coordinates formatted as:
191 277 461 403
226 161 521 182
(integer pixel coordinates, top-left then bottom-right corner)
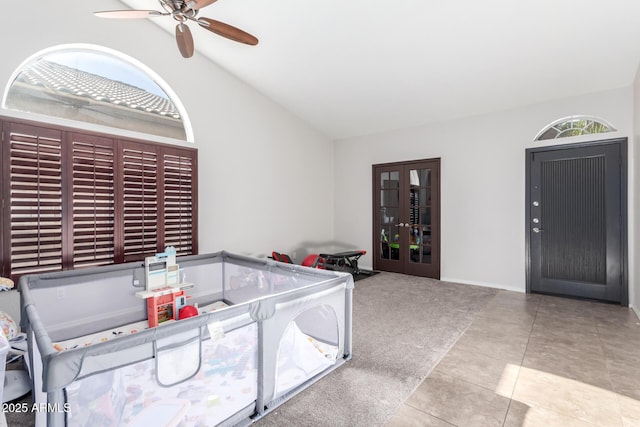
178 305 199 320
136 249 195 328
145 290 186 328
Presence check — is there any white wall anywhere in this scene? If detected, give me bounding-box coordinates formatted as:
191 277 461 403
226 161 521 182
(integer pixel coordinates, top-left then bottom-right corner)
0 1 335 265
632 65 640 316
335 87 634 294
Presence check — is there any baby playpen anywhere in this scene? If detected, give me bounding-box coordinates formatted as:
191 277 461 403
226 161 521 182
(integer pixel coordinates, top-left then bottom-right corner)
19 251 353 426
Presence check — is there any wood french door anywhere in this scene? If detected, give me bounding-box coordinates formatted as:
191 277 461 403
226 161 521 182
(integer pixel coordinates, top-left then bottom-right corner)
526 139 627 304
373 159 440 278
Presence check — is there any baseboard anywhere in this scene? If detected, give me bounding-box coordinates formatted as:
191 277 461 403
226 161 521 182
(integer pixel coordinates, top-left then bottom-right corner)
631 305 640 321
439 277 525 294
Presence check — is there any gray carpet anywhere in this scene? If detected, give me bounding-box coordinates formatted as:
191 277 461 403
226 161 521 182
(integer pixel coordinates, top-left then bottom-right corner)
254 272 499 426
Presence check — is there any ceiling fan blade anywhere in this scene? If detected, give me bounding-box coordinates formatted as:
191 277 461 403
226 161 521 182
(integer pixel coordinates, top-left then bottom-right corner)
197 17 258 45
176 23 195 58
186 0 218 9
94 10 163 19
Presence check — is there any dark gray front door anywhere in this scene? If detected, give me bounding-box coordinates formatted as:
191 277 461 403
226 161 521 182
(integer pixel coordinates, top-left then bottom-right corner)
526 139 627 304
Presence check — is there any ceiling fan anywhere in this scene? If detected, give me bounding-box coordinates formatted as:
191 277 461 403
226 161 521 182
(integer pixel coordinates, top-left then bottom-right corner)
94 0 259 58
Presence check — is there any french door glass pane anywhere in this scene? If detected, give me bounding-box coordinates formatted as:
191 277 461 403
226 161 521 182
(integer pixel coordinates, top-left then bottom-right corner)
379 170 401 261
409 168 432 265
380 171 399 188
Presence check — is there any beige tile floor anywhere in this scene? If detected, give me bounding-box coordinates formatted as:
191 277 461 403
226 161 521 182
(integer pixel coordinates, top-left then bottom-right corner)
386 291 640 427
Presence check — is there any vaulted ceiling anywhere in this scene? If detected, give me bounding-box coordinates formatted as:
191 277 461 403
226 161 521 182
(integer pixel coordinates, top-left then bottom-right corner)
121 0 640 140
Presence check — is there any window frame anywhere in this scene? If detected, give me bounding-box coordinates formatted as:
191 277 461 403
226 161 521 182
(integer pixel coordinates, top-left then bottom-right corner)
3 44 195 143
0 115 198 281
534 115 616 141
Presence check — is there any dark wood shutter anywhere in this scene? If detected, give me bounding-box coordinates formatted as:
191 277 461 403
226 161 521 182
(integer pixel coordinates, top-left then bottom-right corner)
1 117 197 279
70 134 115 268
5 123 64 277
162 150 196 255
122 143 159 261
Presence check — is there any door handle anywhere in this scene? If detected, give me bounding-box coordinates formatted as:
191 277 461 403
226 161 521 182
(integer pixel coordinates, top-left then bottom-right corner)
533 227 543 233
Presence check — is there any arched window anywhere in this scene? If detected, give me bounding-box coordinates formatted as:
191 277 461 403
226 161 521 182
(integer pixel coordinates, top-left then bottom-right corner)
535 116 616 141
3 44 192 141
1 45 198 280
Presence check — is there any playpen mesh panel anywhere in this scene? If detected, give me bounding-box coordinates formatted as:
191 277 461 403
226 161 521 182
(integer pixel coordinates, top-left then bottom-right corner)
28 270 144 342
65 323 258 427
223 263 324 305
274 305 340 399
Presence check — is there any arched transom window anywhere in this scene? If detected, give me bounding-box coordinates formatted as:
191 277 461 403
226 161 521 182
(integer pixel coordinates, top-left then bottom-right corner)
3 44 192 141
535 116 616 141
